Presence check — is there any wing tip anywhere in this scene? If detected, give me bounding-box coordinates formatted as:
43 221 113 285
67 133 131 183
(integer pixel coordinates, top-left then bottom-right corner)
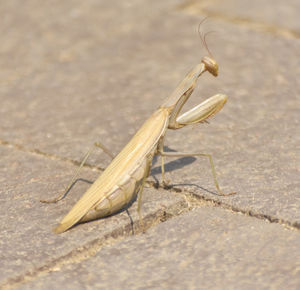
53 223 69 234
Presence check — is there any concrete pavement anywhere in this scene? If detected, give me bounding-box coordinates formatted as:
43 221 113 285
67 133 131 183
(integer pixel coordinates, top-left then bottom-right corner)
0 0 299 289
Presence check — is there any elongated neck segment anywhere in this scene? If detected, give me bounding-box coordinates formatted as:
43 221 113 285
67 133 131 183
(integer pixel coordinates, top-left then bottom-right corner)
161 57 218 129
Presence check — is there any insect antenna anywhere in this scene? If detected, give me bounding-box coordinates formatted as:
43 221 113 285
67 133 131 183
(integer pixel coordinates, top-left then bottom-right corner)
198 18 216 58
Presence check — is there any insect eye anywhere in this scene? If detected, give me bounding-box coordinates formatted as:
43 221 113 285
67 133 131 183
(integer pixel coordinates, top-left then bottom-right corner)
202 56 218 77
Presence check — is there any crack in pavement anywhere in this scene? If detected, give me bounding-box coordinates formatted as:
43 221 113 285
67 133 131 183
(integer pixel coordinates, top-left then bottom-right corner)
0 201 188 290
0 139 105 172
1 138 299 232
1 139 299 289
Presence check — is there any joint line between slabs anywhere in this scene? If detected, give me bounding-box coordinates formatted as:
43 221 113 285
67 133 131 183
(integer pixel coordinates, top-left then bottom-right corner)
178 2 300 39
0 139 105 172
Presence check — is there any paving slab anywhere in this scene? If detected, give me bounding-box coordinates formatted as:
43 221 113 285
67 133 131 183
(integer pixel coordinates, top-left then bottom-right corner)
181 0 300 33
158 17 300 226
0 0 298 228
0 0 183 163
0 145 184 285
20 207 300 289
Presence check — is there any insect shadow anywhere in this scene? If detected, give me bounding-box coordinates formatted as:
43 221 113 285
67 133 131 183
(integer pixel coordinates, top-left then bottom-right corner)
78 188 137 234
57 145 198 233
63 145 197 197
150 145 196 184
56 144 219 233
54 178 93 202
58 142 222 206
150 146 223 196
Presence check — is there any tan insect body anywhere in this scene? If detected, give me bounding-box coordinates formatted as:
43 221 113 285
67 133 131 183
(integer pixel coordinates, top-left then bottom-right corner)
53 56 233 234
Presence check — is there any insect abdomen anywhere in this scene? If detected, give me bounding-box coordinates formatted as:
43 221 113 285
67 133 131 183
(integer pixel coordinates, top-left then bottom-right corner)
79 157 148 222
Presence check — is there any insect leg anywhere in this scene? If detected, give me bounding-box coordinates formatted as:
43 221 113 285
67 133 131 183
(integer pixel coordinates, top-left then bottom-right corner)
137 155 153 229
40 141 115 204
156 137 169 186
158 151 235 196
94 141 115 160
161 154 166 184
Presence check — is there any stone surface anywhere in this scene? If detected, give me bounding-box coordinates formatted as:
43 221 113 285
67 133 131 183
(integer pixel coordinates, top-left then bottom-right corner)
159 17 300 226
0 0 299 288
0 145 184 283
180 0 300 33
20 208 300 289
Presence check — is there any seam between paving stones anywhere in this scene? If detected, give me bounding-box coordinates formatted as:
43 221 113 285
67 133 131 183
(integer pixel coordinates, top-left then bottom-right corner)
1 140 300 288
1 138 299 232
2 185 299 289
1 200 188 290
1 140 299 288
1 111 298 287
177 0 300 39
0 139 106 172
183 190 300 231
156 184 300 231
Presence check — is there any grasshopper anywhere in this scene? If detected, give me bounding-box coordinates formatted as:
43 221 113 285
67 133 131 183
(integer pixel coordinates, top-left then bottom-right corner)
44 44 234 233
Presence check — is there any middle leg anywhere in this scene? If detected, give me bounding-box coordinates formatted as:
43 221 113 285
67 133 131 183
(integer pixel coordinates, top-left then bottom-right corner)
158 150 235 196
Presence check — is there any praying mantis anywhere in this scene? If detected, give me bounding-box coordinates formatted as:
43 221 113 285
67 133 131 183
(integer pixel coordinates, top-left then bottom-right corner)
43 28 235 234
